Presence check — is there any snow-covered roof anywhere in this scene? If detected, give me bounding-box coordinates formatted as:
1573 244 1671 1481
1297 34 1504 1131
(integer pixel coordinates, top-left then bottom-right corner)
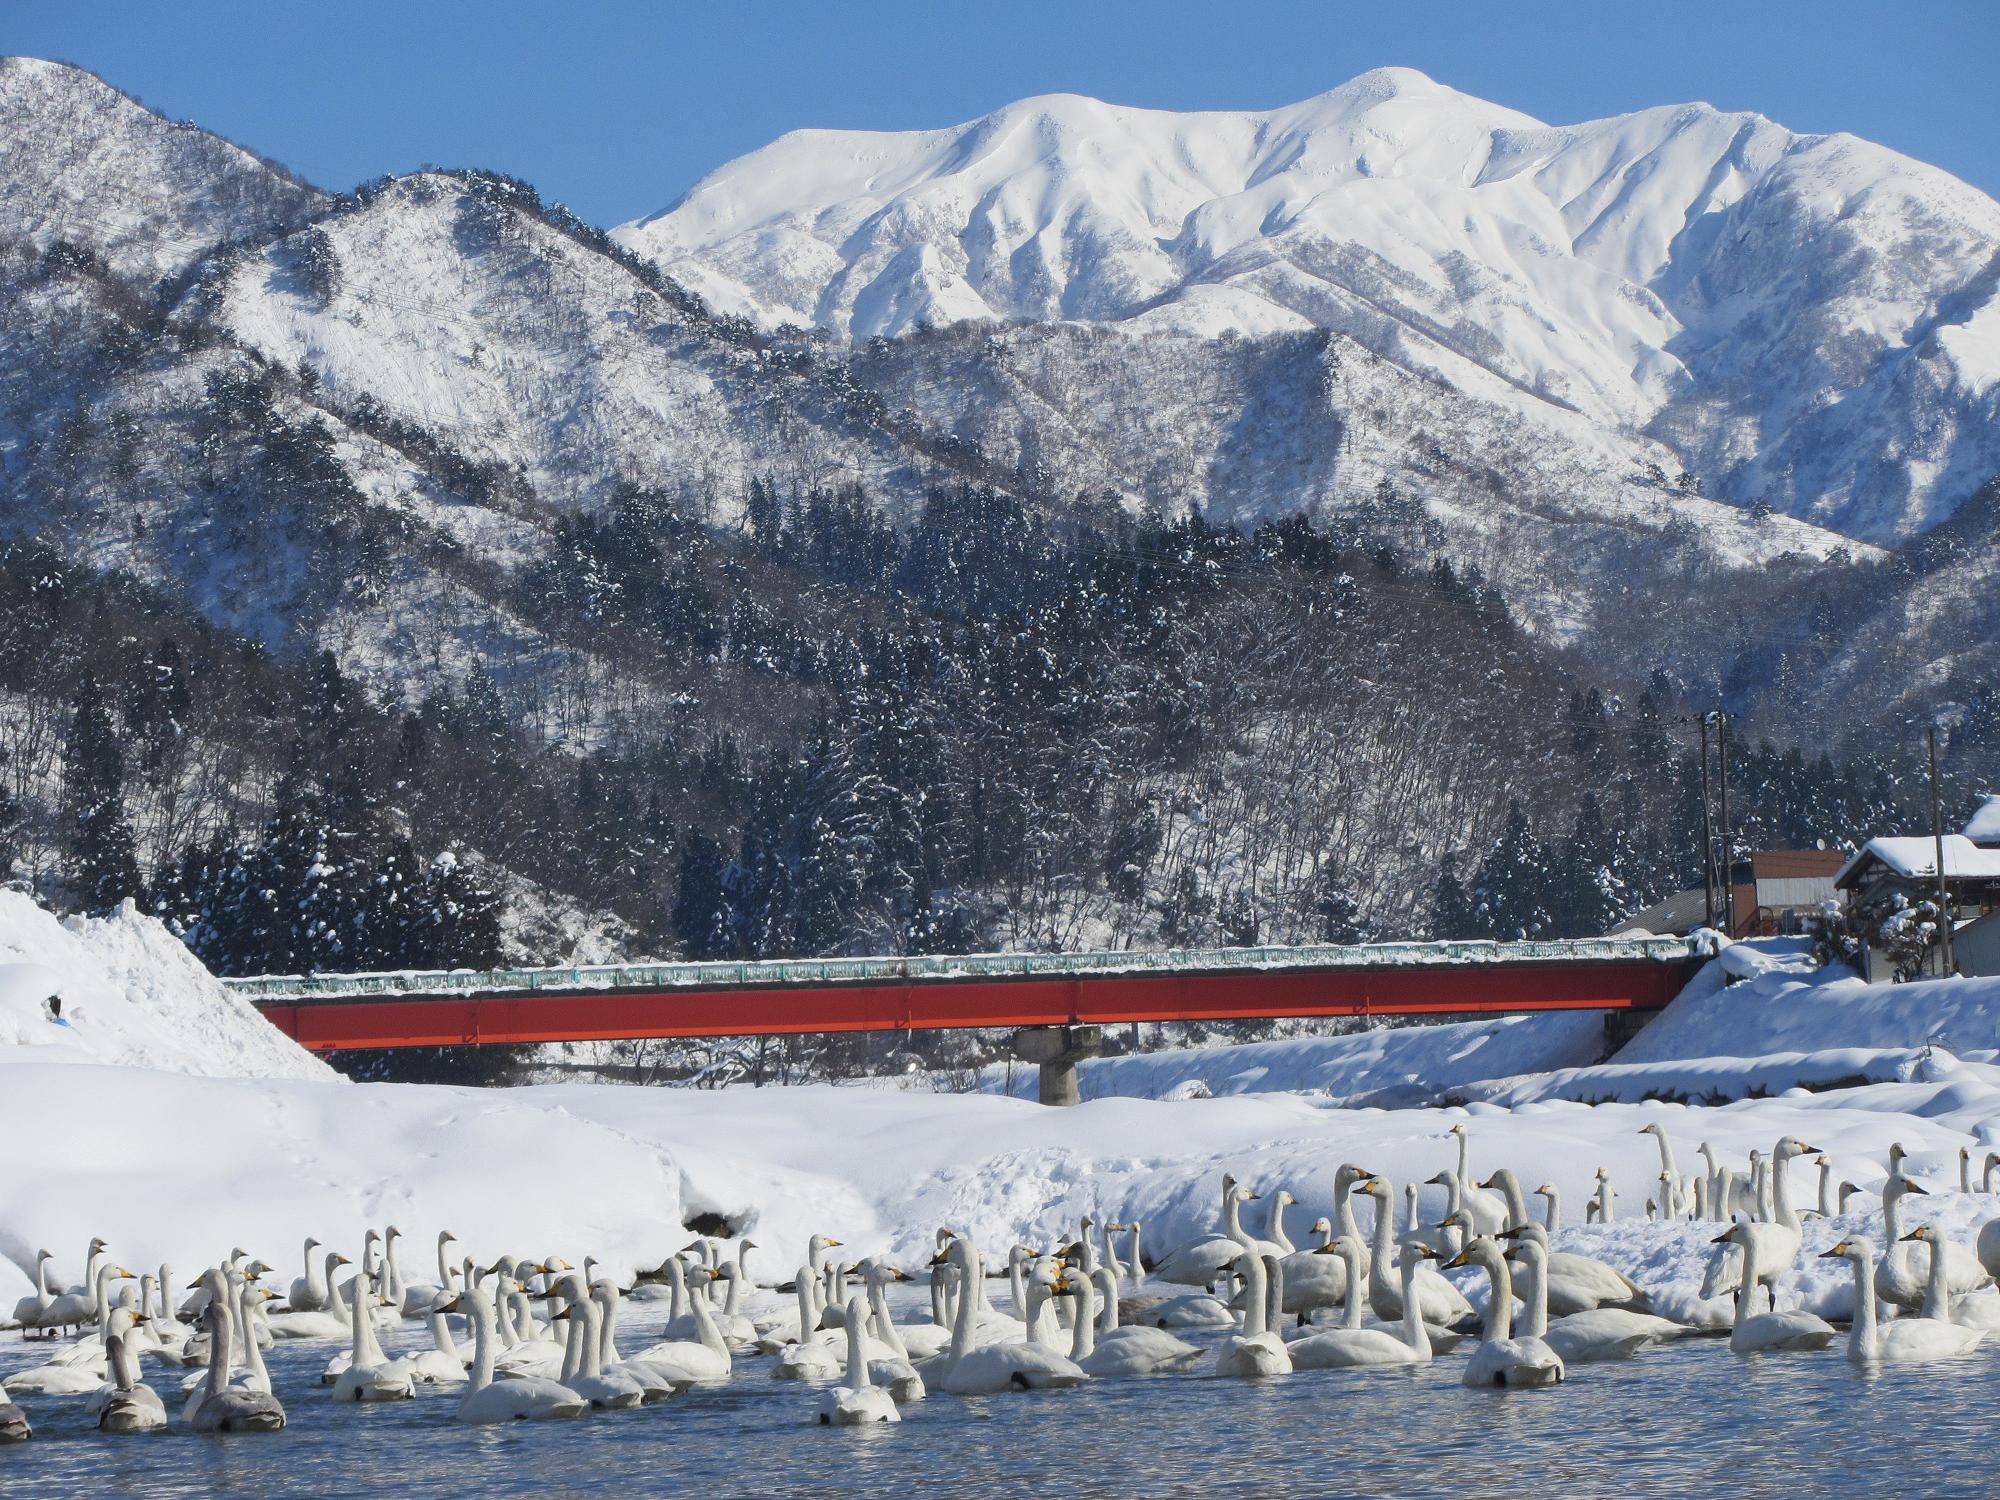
1835 834 2000 888
1964 794 2000 846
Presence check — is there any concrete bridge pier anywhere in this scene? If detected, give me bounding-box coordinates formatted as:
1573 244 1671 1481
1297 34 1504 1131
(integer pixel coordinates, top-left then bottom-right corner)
1012 1024 1103 1106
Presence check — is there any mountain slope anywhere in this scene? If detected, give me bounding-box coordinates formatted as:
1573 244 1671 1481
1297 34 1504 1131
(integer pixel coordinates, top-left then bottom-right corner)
619 67 2000 543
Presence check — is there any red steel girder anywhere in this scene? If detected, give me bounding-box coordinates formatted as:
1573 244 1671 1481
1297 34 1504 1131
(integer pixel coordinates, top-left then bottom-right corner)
252 959 1686 1052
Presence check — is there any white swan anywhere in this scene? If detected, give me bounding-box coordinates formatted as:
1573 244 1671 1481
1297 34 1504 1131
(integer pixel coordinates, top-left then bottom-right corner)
1286 1239 1432 1370
1446 1237 1564 1388
933 1239 1086 1394
774 1264 848 1379
1496 1222 1651 1316
188 1283 286 1432
396 1288 470 1383
626 1262 734 1383
447 1287 586 1423
1876 1177 1991 1308
287 1237 329 1312
1355 1176 1477 1328
90 1308 166 1433
1151 1176 1256 1288
1822 1235 1982 1364
1214 1251 1292 1378
1059 1267 1201 1377
265 1250 353 1340
590 1281 687 1401
330 1272 416 1402
851 1261 927 1402
1445 1124 1509 1234
1505 1238 1681 1362
816 1296 900 1425
553 1293 645 1409
10 1249 55 1335
1713 1225 1833 1354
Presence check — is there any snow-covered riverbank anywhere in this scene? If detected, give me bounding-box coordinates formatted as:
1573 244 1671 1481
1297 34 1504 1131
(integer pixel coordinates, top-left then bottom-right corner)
5 891 2000 1329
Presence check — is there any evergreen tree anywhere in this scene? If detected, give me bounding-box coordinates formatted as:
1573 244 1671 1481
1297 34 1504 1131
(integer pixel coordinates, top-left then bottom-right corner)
61 672 144 911
671 831 733 960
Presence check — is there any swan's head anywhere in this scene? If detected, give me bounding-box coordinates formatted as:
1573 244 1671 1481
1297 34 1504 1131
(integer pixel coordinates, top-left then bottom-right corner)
1353 1177 1383 1199
1534 1183 1554 1197
1818 1238 1865 1260
1449 1124 1467 1138
1711 1224 1743 1246
1310 1216 1332 1236
1274 1190 1295 1207
1639 1123 1662 1137
439 1231 456 1246
1900 1224 1938 1245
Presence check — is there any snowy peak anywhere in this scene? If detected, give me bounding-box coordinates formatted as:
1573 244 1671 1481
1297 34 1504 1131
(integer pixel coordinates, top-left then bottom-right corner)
618 73 2000 541
0 57 326 282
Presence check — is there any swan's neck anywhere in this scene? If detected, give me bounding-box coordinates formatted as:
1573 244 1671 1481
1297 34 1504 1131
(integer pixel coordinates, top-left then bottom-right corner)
107 1328 140 1390
1495 1173 1528 1231
1238 1254 1268 1339
1986 1159 1999 1194
1731 1240 1763 1331
1455 1132 1473 1191
795 1271 816 1336
1341 1248 1365 1330
559 1305 584 1384
1883 1184 1905 1246
349 1278 370 1365
1223 1191 1249 1246
1922 1238 1951 1322
1368 1188 1395 1298
844 1300 870 1389
33 1255 50 1301
1127 1224 1145 1289
468 1296 496 1391
437 1239 454 1288
1518 1254 1548 1338
1265 1197 1294 1254
429 1303 460 1360
1480 1251 1513 1342
1334 1177 1362 1241
1068 1280 1097 1362
1094 1269 1120 1333
1962 1155 1973 1194
1817 1162 1834 1218
1543 1189 1560 1231
597 1290 620 1365
686 1273 727 1357
206 1295 232 1398
867 1279 908 1360
1771 1151 1798 1231
948 1254 979 1363
1850 1252 1877 1359
324 1256 351 1326
305 1242 324 1299
1009 1254 1030 1320
1397 1258 1431 1356
582 1299 607 1378
1441 1176 1464 1216
1595 1177 1614 1222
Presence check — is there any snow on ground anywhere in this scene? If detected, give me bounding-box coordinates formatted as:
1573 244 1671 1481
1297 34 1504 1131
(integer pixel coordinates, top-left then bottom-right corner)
0 891 336 1082
6 917 2000 1335
979 1010 1608 1105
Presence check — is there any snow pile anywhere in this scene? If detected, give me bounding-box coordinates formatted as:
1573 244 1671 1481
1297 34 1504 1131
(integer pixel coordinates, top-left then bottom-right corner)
1619 944 2000 1063
0 890 336 1082
980 1011 1607 1105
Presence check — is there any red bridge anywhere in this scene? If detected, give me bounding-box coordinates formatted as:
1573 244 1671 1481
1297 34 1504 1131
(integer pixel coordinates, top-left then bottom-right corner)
225 936 1696 1056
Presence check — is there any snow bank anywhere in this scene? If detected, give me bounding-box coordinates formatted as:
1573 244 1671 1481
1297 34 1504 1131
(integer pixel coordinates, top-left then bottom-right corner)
980 1011 1608 1105
1618 941 2000 1063
0 891 336 1081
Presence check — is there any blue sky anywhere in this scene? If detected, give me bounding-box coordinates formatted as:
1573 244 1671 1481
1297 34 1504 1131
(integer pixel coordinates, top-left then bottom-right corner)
9 2 1997 227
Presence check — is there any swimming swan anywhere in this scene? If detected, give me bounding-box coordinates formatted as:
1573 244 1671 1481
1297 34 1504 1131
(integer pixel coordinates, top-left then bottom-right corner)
817 1296 899 1425
1059 1267 1201 1377
1446 1237 1564 1388
188 1284 286 1432
1821 1235 1982 1364
1713 1225 1832 1355
933 1239 1087 1394
1285 1238 1432 1370
1213 1251 1292 1378
448 1287 585 1423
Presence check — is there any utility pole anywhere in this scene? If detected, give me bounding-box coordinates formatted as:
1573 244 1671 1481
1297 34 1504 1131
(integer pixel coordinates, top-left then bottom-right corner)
1695 715 1716 930
1930 723 1956 976
1716 712 1735 937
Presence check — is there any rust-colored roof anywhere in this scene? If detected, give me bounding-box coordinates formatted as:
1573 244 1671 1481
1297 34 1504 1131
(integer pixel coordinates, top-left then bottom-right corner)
1752 849 1846 880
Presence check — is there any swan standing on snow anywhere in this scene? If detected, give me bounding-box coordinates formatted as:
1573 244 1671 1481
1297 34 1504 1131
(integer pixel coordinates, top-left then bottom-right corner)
1639 1123 1683 1217
1875 1176 1991 1308
932 1238 1086 1394
1445 1237 1564 1388
1712 1225 1833 1355
446 1287 585 1423
1151 1176 1256 1289
816 1296 899 1425
1444 1124 1508 1234
1214 1251 1292 1378
1821 1235 1982 1364
1285 1239 1431 1370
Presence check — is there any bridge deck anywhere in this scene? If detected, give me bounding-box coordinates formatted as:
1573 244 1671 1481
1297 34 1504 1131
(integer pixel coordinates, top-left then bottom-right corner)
226 938 1696 1052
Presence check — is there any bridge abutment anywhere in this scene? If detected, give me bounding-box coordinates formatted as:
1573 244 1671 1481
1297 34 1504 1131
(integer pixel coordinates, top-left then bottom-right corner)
1012 1024 1103 1106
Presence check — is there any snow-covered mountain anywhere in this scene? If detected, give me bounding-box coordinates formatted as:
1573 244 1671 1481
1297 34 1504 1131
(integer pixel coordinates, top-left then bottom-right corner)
619 68 2000 542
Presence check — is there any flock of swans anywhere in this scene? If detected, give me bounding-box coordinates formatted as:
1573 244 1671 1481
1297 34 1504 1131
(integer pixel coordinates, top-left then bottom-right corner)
8 1121 2000 1447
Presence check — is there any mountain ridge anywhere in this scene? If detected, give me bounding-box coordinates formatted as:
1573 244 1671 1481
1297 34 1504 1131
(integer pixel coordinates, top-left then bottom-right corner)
618 67 2000 544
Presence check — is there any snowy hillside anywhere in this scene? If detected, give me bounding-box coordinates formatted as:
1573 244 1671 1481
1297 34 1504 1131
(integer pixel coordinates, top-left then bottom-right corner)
0 58 323 282
622 67 2000 541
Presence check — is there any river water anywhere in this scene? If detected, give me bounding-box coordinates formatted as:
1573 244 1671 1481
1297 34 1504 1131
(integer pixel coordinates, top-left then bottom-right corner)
5 1304 1998 1498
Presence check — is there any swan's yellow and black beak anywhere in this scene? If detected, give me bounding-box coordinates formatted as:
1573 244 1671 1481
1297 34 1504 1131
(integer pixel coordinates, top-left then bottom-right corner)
1905 1182 1930 1196
551 1308 571 1321
1412 1246 1441 1261
826 1239 843 1249
1355 1177 1378 1193
927 1249 949 1267
889 1268 910 1281
1817 1241 1850 1258
440 1295 462 1313
1443 1249 1471 1270
1899 1228 1926 1242
184 1278 202 1289
1242 1190 1261 1201
1709 1229 1735 1244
